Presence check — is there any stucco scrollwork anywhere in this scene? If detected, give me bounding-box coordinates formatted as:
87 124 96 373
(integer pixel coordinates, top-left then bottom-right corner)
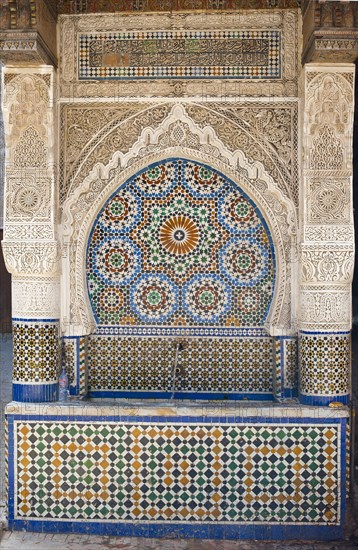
4 224 54 241
304 225 354 243
1 241 60 276
300 244 354 284
12 276 60 319
300 286 351 332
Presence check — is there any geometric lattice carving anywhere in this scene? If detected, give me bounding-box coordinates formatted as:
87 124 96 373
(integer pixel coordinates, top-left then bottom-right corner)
308 178 350 225
310 126 344 170
6 174 51 221
13 126 47 168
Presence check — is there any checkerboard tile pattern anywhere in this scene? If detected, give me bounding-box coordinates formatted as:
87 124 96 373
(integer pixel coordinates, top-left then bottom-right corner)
79 30 281 80
88 335 273 393
14 421 340 524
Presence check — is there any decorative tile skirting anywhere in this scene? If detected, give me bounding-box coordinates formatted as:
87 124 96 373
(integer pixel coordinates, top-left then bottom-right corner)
88 335 273 395
5 408 347 540
79 30 281 80
299 331 350 406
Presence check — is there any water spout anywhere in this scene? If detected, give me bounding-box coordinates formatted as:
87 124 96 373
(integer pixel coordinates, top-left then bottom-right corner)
171 340 186 400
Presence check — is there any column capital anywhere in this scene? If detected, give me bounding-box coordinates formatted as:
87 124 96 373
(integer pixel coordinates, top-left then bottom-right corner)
301 0 358 64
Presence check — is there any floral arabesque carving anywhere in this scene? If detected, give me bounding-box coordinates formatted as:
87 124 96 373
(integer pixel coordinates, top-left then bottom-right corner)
1 241 60 276
305 71 354 171
14 126 47 168
61 102 298 209
300 285 351 332
12 276 60 319
300 244 354 284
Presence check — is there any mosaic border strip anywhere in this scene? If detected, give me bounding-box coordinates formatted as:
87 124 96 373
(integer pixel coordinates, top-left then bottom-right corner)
79 30 281 80
95 326 268 337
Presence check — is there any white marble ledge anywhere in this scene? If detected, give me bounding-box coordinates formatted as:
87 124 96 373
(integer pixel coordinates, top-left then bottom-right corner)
5 400 349 419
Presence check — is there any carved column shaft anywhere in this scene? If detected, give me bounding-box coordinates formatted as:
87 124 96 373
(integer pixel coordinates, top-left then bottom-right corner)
1 67 60 402
299 64 355 405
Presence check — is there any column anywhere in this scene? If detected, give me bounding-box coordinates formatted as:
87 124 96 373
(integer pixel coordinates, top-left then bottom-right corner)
1 67 60 402
298 64 355 406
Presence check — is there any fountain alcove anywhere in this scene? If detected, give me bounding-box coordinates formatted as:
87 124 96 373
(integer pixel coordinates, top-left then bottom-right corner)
6 149 347 540
3 11 353 534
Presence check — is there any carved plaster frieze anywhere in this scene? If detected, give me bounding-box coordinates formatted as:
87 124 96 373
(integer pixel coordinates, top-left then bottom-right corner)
12 276 60 319
4 224 54 241
61 102 298 208
304 225 354 243
1 241 60 276
300 244 354 284
300 285 351 332
58 10 299 99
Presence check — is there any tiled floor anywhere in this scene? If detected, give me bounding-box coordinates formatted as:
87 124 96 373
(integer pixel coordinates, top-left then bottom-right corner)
1 531 358 550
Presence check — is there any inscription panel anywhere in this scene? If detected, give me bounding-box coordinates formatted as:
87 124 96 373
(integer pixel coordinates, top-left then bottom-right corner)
79 30 281 80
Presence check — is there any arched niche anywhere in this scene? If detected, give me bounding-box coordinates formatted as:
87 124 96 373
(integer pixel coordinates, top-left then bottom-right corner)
61 148 297 338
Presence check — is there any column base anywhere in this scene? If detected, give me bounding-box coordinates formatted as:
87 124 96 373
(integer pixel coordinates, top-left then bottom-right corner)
13 383 58 402
299 393 350 406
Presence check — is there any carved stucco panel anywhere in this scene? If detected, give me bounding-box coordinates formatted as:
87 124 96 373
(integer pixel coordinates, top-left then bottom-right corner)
61 102 298 209
300 286 351 332
1 241 60 276
300 244 354 284
12 276 60 319
58 10 299 99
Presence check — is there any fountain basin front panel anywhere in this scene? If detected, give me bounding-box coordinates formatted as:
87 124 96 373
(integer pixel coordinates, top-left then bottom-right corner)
6 402 348 540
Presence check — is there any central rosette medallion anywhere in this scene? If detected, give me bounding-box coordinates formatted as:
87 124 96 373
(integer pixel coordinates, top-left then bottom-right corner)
87 159 275 327
131 186 228 281
159 215 199 255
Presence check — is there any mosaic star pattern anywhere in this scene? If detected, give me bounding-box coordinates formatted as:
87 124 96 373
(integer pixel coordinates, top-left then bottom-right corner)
88 336 273 393
87 159 275 328
15 421 340 524
79 30 281 80
299 333 350 396
13 322 60 383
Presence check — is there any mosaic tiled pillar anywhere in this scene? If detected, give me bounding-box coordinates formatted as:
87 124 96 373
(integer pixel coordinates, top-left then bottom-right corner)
298 65 355 406
1 67 60 402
